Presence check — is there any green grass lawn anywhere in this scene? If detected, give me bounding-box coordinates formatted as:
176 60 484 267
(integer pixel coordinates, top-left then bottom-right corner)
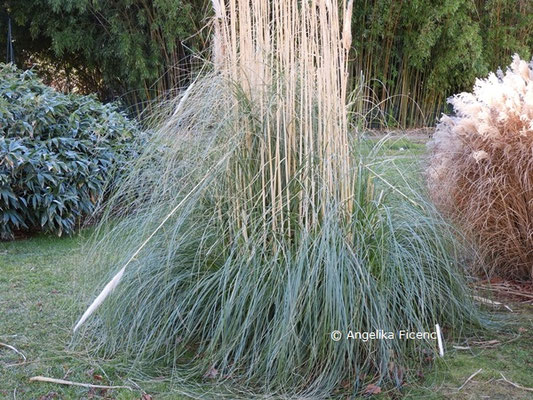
0 234 194 399
1 136 532 399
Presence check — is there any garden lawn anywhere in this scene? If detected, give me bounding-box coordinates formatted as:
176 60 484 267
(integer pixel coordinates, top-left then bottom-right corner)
1 136 532 399
0 234 185 399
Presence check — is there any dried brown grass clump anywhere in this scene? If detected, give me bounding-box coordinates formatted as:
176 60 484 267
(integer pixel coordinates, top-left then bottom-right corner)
428 55 533 280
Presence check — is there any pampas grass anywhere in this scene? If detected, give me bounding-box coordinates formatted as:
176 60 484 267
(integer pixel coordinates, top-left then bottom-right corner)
75 1 485 397
428 54 533 280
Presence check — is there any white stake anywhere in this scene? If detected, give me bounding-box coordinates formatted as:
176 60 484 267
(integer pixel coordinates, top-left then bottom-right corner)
435 323 444 357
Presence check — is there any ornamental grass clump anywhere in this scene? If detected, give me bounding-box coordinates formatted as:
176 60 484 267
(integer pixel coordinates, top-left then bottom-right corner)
76 0 483 397
428 55 533 280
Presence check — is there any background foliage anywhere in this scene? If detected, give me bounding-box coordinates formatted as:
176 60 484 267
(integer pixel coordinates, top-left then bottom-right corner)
351 0 532 127
1 0 531 126
0 63 138 239
0 0 207 109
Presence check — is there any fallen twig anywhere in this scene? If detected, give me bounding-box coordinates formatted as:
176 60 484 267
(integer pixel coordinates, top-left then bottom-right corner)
476 285 533 300
29 376 133 391
457 368 482 391
472 296 513 312
498 373 533 393
5 355 75 368
0 342 26 361
452 345 471 350
470 339 500 348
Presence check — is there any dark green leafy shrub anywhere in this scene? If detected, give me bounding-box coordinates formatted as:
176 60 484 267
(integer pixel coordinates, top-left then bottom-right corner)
0 63 139 239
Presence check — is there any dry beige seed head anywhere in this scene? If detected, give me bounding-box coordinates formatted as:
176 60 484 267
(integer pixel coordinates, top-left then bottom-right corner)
210 0 355 234
471 150 488 162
